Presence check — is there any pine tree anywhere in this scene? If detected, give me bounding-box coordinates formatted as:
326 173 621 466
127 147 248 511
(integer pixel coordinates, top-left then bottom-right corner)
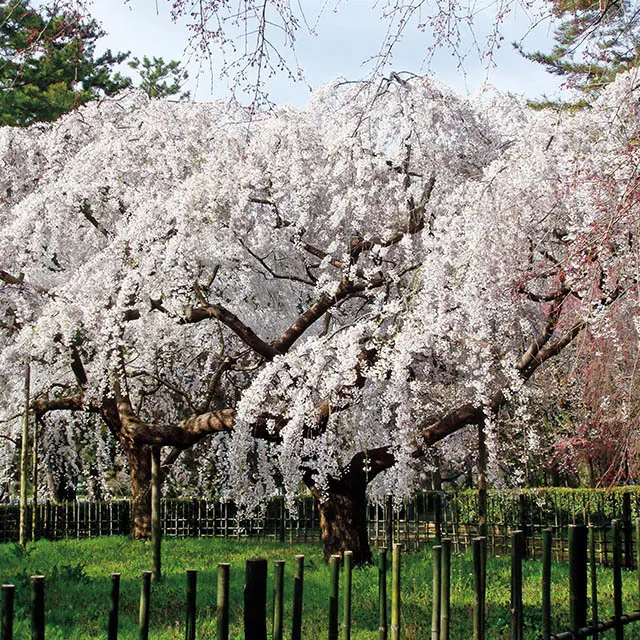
0 0 132 126
516 0 640 107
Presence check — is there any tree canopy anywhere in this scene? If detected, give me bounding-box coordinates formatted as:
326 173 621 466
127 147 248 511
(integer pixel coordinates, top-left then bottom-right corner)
1 73 638 560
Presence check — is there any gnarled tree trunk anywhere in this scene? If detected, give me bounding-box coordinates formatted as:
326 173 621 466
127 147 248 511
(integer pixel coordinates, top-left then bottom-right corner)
124 440 152 539
311 479 372 565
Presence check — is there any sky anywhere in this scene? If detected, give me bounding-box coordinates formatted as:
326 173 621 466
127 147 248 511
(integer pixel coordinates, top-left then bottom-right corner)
58 0 567 105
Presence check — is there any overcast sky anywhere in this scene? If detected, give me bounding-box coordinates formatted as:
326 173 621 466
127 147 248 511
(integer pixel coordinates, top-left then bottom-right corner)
51 0 567 105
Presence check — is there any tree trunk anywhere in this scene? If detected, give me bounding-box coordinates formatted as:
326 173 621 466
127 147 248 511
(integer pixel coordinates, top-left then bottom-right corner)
124 440 152 539
312 481 372 565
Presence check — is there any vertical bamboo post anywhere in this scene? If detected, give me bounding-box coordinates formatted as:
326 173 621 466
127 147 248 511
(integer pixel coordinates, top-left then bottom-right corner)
636 518 640 602
291 555 304 640
589 525 598 640
386 496 394 548
138 571 151 640
510 531 523 640
108 573 120 640
217 563 230 640
568 524 587 638
19 363 30 549
31 419 38 542
542 529 552 640
477 421 488 539
473 538 484 640
379 548 388 640
623 493 633 570
272 561 285 640
151 446 162 582
431 546 442 640
343 551 353 640
245 559 267 640
439 539 451 640
328 555 340 640
612 520 623 640
31 575 44 640
185 570 197 640
390 543 401 640
2 585 14 640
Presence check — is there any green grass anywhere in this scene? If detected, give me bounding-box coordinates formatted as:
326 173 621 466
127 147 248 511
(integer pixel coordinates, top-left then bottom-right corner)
1 537 639 639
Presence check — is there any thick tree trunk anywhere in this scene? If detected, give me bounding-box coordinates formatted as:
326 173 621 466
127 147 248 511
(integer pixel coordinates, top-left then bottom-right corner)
312 481 372 565
124 440 152 539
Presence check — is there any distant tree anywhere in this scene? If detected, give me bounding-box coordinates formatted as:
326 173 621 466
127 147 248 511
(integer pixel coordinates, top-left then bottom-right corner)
128 56 190 99
0 0 132 126
515 0 640 107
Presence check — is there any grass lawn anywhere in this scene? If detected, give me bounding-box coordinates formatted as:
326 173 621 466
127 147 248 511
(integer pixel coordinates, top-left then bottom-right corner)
1 536 639 639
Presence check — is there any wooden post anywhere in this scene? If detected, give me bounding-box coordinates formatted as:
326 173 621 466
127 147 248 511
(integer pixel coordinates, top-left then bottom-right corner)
217 563 230 640
589 525 599 640
379 548 388 640
19 364 30 549
510 531 523 640
542 529 552 640
185 570 197 640
151 446 162 582
244 559 267 640
108 573 120 640
31 575 44 640
568 524 588 638
272 561 285 640
612 520 623 640
431 546 441 640
473 538 484 640
138 571 151 640
342 551 353 640
2 585 14 640
328 555 340 640
440 539 451 640
390 544 401 640
291 555 304 640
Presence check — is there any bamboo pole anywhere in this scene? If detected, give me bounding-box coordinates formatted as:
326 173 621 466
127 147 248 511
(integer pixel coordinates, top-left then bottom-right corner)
2 584 14 640
589 525 598 640
138 571 151 640
612 520 623 640
31 575 44 640
510 531 523 640
19 363 30 549
185 570 197 640
636 518 640 603
390 544 401 640
217 563 230 640
244 559 267 640
542 529 552 640
272 561 285 640
291 555 304 640
431 546 441 640
328 555 340 640
568 524 587 638
31 419 38 542
151 446 162 582
342 551 353 640
440 539 451 640
473 538 484 640
108 573 120 640
379 548 388 640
